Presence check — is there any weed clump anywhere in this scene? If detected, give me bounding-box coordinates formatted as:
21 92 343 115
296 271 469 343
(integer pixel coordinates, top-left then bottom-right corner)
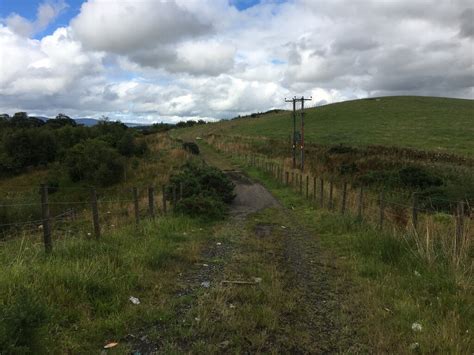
168 162 235 219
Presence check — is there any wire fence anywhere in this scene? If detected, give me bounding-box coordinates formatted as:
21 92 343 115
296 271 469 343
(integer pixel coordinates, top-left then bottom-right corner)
217 147 472 268
0 183 184 252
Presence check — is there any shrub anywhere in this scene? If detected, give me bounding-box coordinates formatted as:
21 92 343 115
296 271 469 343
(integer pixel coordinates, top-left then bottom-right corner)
64 139 124 186
175 193 228 219
398 166 443 189
182 142 200 155
167 162 235 218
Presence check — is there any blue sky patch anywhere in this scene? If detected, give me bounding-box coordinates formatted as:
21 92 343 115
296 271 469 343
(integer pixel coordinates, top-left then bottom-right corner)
271 59 286 65
229 0 261 11
0 0 82 37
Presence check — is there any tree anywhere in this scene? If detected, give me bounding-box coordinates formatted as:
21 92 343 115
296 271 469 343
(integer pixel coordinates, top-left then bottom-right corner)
64 139 124 186
44 114 77 129
3 130 57 168
10 112 44 128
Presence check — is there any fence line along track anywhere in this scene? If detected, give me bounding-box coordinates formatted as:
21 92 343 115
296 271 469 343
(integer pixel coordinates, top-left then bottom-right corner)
221 150 472 267
1 182 186 253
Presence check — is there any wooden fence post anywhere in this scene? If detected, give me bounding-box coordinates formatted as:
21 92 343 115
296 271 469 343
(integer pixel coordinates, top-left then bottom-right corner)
379 191 385 229
40 184 52 253
341 182 347 214
412 193 418 229
133 187 140 225
285 171 289 186
148 186 155 219
299 174 303 194
179 182 183 201
91 187 100 239
172 186 177 210
162 185 167 215
329 181 334 210
319 178 324 208
357 186 363 220
455 201 465 255
306 175 309 199
313 176 317 200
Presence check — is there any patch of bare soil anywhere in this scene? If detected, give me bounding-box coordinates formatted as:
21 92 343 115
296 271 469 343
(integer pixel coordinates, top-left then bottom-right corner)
225 170 280 218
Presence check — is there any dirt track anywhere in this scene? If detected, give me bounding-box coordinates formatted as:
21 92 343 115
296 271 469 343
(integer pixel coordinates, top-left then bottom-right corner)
129 143 362 353
199 146 362 352
226 170 280 217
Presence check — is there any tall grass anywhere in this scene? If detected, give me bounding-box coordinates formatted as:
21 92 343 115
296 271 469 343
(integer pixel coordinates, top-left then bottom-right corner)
0 216 210 353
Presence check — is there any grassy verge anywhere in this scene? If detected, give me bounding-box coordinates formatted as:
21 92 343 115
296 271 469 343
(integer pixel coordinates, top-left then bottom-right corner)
239 165 473 353
0 215 214 353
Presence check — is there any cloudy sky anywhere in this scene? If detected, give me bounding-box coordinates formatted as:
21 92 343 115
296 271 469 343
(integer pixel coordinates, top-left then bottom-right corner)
0 0 473 123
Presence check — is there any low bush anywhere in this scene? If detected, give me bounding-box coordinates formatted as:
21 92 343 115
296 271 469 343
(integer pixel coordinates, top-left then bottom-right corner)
398 166 443 189
359 166 443 191
175 193 228 219
167 162 235 218
182 142 200 155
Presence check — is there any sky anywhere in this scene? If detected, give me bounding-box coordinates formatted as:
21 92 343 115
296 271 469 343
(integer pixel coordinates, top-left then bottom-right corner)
0 0 473 123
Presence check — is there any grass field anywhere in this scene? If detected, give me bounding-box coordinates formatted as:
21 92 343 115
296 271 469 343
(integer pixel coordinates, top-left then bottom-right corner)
188 96 474 156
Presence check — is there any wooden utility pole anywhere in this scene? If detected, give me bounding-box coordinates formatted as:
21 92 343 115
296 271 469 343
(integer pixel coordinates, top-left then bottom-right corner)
285 96 312 171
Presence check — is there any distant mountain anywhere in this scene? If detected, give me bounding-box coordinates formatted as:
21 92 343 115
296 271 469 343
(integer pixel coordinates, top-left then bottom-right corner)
74 118 98 126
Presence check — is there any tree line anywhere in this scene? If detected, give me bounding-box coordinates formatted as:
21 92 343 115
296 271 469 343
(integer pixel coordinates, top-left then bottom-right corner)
0 112 147 186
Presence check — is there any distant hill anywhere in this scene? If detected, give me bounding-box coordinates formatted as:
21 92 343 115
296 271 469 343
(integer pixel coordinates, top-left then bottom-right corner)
32 116 144 127
182 96 474 157
74 118 101 127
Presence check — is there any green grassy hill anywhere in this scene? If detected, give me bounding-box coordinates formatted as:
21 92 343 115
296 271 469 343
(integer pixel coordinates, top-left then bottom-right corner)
199 96 474 156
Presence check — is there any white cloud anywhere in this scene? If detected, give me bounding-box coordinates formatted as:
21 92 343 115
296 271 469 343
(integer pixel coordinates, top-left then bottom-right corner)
2 0 67 37
0 0 472 123
171 41 236 75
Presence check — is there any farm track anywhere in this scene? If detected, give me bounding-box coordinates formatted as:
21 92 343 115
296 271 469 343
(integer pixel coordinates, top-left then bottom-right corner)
131 142 364 353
